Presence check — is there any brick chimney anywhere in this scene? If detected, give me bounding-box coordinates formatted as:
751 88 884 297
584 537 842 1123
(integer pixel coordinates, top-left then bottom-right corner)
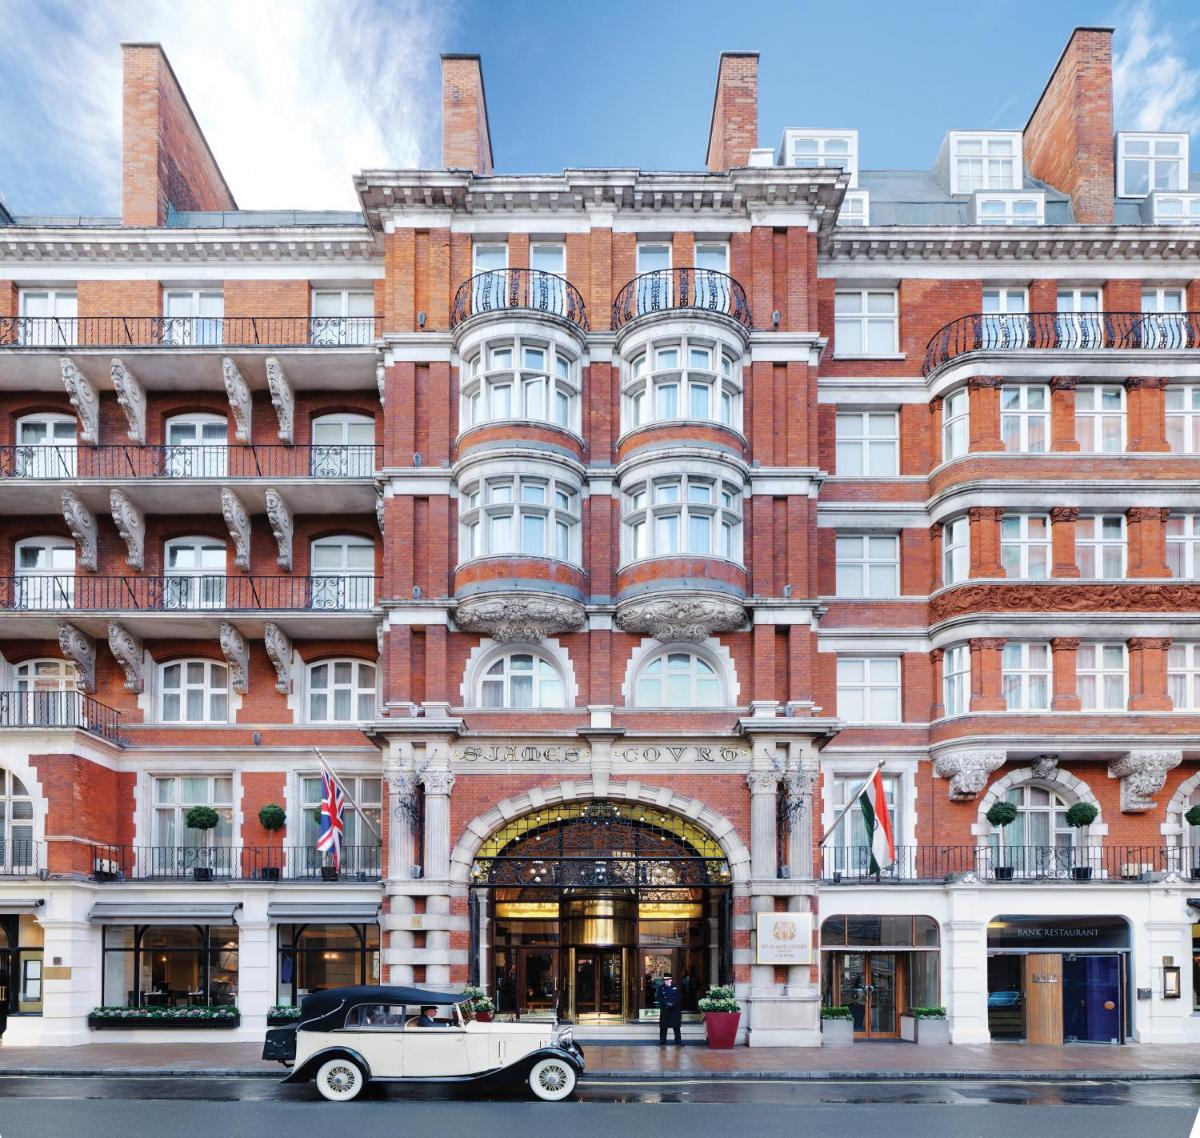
441 54 493 174
121 43 236 227
1023 27 1115 224
706 52 759 171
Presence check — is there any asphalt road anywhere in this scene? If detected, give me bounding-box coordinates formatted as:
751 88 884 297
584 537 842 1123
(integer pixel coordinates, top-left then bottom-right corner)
0 1077 1197 1138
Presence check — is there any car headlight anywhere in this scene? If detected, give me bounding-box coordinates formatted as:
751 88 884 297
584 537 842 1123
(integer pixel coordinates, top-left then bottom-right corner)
555 1026 574 1048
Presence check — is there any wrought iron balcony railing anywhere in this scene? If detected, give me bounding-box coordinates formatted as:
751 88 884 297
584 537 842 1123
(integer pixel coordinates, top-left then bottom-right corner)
0 839 44 876
0 574 380 612
822 844 1199 883
0 316 382 350
0 690 122 743
90 844 382 881
0 444 378 481
612 268 752 331
924 310 1200 374
451 269 589 331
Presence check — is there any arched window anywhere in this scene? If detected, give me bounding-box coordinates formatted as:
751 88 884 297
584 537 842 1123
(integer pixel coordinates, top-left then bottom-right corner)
458 474 580 564
164 413 227 478
311 535 375 609
0 767 35 872
307 659 377 722
460 337 580 434
478 651 565 709
159 660 230 723
15 537 74 610
989 784 1073 849
622 474 742 564
312 414 375 478
14 658 75 692
634 649 723 707
164 537 226 609
623 337 742 433
16 413 76 478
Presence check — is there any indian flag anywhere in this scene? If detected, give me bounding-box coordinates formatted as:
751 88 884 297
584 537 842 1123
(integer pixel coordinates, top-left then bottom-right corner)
857 768 896 874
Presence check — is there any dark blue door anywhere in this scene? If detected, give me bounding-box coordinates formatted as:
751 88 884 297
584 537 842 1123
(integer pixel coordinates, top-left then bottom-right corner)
1062 954 1122 1043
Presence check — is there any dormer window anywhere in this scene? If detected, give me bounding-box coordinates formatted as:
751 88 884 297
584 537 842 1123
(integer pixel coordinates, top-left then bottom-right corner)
948 132 1021 195
974 192 1044 225
1118 133 1187 197
838 191 869 227
782 130 858 187
1150 193 1200 225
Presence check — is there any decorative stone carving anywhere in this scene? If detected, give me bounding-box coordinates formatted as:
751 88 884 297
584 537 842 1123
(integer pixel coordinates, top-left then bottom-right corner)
933 749 1006 801
376 621 385 657
218 622 250 694
264 488 293 571
61 490 97 571
1031 754 1059 781
375 358 386 405
220 487 252 571
109 489 145 571
384 756 426 824
221 357 252 442
1049 506 1080 523
455 593 585 642
263 622 293 694
745 770 779 795
931 583 1200 622
421 769 456 796
375 487 386 533
110 358 146 444
60 359 99 444
57 622 95 693
615 594 747 642
107 621 143 693
264 357 294 444
1108 749 1182 813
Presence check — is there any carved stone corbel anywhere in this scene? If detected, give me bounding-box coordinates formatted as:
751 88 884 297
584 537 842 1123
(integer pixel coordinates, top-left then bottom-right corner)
61 490 97 571
109 489 145 571
454 593 585 642
375 358 386 406
60 359 99 444
219 622 250 694
615 593 747 642
110 358 146 444
1108 749 1182 812
375 487 386 534
264 488 293 571
263 622 293 694
264 358 293 444
933 749 1005 800
220 487 252 571
221 357 252 443
57 622 95 693
107 621 143 693
376 620 385 658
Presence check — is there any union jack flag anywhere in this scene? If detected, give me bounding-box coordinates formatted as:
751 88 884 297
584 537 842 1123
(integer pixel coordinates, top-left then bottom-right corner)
316 762 346 869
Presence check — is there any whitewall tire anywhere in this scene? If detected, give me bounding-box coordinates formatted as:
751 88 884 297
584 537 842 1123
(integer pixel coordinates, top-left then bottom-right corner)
315 1057 366 1102
528 1056 576 1101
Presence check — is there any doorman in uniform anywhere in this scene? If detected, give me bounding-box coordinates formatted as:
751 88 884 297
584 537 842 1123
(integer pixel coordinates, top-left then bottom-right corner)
657 972 682 1044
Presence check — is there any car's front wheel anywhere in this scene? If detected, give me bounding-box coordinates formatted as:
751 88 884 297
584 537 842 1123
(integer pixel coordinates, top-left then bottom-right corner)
315 1056 366 1102
528 1056 577 1101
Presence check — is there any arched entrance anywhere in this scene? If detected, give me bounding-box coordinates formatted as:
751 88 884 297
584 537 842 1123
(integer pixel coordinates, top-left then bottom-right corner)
469 799 733 1023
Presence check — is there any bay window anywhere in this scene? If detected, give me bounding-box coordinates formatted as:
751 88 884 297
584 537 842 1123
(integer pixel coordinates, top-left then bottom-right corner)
1002 643 1051 710
623 336 742 433
1078 643 1127 711
461 336 580 434
1168 514 1200 578
1074 385 1125 452
1168 644 1200 710
459 474 580 564
1166 387 1200 453
941 388 969 460
622 474 742 564
1000 385 1048 452
942 645 969 717
1000 514 1050 579
1075 515 1126 579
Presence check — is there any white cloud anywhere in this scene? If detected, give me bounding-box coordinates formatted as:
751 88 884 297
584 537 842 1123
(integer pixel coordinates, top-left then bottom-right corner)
0 0 458 214
1113 0 1200 135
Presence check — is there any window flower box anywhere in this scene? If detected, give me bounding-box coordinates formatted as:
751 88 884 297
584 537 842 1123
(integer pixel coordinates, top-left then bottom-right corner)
88 1006 240 1030
267 1006 301 1026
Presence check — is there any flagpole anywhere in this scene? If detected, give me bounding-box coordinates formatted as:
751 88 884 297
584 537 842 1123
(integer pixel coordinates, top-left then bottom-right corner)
817 761 886 848
314 746 382 843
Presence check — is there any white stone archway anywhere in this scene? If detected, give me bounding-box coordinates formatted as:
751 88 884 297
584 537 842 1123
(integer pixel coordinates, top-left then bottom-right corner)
974 762 1107 839
1165 770 1200 843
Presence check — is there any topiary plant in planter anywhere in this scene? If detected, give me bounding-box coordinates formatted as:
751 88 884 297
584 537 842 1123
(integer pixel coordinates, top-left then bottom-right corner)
1187 805 1200 878
185 805 220 881
697 984 741 1049
1065 801 1099 880
257 804 286 879
986 800 1019 880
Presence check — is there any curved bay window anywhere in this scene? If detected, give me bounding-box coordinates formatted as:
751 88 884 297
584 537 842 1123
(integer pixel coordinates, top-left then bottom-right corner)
461 337 580 434
623 337 742 433
820 914 940 1039
622 473 742 564
101 925 238 1008
276 924 380 1007
472 800 731 1023
459 474 580 565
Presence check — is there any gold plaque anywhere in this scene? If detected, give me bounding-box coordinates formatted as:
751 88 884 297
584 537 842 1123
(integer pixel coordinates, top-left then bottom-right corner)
755 913 813 964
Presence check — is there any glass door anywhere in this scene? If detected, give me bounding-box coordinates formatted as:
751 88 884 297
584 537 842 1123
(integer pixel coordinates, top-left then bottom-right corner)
1063 954 1123 1044
838 952 898 1037
518 949 559 1017
574 949 624 1019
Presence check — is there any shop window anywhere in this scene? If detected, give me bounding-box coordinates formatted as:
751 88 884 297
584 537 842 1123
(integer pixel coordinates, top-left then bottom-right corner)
1 914 45 1015
276 923 380 1006
101 924 238 1008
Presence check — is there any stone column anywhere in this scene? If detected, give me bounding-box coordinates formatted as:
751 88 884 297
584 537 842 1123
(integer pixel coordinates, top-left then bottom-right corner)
235 891 272 1034
1050 637 1082 711
421 768 456 988
746 770 779 883
1050 506 1081 577
969 637 1007 712
968 507 1004 577
1050 376 1080 451
967 376 1004 451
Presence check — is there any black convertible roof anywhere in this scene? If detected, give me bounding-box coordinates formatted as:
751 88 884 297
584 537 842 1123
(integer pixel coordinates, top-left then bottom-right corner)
296 985 466 1032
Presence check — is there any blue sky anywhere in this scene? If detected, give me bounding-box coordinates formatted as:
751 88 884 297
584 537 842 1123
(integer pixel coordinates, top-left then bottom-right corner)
1 0 1198 215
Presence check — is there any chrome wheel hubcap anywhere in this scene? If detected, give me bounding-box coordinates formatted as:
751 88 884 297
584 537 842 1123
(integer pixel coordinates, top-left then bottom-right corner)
328 1064 355 1093
539 1064 567 1091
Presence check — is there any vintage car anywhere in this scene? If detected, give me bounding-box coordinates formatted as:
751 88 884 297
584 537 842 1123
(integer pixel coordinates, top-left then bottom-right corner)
263 984 584 1101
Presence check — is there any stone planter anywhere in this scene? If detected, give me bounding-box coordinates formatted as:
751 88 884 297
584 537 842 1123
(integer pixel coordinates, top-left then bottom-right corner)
821 1017 854 1045
703 1010 740 1049
900 1014 949 1044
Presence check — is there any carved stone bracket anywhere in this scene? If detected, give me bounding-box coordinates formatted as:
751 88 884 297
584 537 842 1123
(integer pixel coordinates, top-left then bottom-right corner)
376 358 386 405
375 487 386 534
57 622 95 693
107 621 143 693
1108 749 1182 812
109 489 145 571
264 488 293 571
220 487 252 571
60 359 99 444
219 622 250 694
264 357 294 444
933 748 1006 801
110 359 146 444
61 490 97 571
263 622 293 694
221 357 252 442
615 593 747 642
1031 754 1059 781
455 593 585 642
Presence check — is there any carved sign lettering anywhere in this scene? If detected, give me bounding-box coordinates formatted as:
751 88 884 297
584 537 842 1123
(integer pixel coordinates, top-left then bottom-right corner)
453 744 588 764
614 744 749 764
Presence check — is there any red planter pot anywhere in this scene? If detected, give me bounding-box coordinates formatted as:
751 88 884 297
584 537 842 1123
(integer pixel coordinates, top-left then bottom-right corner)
474 1011 493 1023
703 1010 740 1049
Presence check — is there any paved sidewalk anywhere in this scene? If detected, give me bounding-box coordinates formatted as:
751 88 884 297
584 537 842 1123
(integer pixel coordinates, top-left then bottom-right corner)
0 1039 1196 1081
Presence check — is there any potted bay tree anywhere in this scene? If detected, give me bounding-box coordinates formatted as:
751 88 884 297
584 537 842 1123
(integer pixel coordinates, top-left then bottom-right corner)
986 800 1018 880
185 805 220 881
1066 802 1099 880
258 803 286 880
1187 805 1200 879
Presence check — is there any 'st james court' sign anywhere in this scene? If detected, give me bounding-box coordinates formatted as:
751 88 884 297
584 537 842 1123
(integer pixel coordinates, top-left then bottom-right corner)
451 743 751 764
